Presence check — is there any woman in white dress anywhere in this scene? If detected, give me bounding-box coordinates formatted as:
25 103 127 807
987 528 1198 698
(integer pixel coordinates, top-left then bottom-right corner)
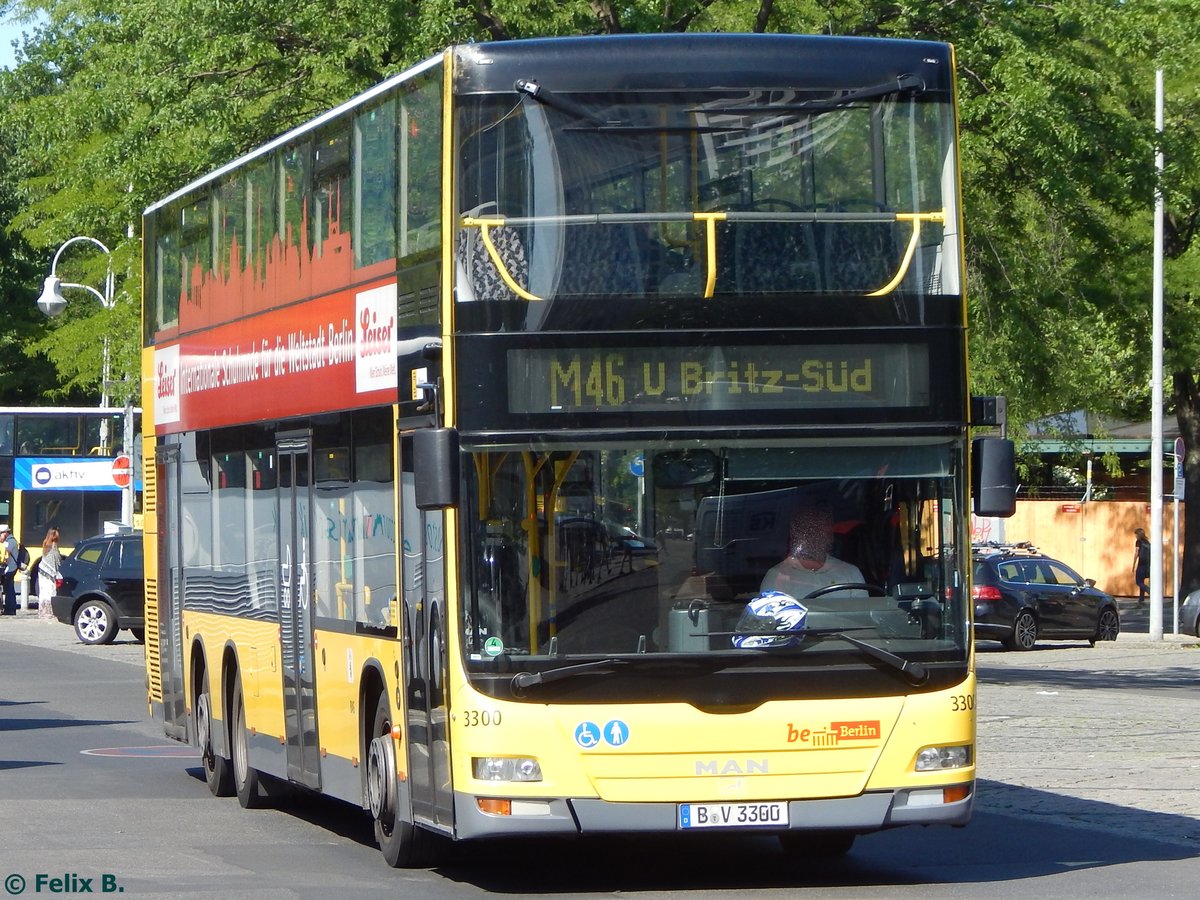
37 527 61 621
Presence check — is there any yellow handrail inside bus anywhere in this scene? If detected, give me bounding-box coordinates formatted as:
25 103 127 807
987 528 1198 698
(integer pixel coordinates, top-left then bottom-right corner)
867 210 945 297
463 208 940 302
693 212 727 299
521 451 551 653
461 217 543 302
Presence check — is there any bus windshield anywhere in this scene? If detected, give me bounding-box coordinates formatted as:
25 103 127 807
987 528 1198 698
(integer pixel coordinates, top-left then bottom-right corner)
458 438 968 690
456 81 959 322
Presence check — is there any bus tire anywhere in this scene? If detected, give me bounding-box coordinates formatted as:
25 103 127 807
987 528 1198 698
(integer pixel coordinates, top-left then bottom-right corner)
778 830 856 857
369 692 429 867
232 673 266 809
198 676 234 797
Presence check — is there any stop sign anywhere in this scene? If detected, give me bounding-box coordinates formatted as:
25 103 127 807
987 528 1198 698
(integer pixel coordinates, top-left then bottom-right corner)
112 454 133 488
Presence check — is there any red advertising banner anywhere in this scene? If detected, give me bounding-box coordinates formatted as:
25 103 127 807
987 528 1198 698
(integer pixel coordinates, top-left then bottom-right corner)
154 278 399 434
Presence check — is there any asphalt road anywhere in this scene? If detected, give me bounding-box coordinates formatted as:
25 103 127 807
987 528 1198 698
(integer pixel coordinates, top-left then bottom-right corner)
3 611 1200 898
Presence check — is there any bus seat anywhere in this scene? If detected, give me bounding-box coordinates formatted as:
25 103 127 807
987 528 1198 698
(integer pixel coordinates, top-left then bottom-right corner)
557 223 645 295
822 206 902 293
714 219 821 294
736 221 822 293
457 214 529 302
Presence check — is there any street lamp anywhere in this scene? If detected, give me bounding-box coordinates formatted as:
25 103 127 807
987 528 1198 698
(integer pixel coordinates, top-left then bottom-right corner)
36 237 116 430
36 235 135 528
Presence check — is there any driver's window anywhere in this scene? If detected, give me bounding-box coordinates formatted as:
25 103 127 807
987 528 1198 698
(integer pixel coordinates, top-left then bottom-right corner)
1046 562 1079 586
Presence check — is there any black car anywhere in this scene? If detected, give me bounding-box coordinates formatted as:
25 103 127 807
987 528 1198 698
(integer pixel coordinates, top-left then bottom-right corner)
972 543 1120 651
51 532 145 645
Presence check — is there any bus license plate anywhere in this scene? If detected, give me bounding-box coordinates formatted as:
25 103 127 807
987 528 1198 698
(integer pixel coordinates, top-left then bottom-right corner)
678 801 789 829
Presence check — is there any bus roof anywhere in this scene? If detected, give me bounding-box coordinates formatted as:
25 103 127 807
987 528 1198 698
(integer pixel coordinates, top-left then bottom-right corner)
143 33 953 218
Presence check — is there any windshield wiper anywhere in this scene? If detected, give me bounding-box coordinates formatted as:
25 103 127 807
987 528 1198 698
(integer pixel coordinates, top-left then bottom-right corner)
814 631 928 685
699 73 927 116
515 78 740 134
516 77 755 135
515 78 611 126
510 658 626 695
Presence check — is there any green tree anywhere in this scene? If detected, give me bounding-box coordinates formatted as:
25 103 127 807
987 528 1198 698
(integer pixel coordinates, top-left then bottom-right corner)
6 0 1200 588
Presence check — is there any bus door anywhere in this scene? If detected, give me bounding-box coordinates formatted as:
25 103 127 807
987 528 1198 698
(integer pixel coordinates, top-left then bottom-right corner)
276 431 320 790
156 443 186 741
398 431 453 831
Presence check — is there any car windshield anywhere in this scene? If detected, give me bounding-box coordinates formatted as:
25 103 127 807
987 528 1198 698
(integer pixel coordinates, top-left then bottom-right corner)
458 437 969 693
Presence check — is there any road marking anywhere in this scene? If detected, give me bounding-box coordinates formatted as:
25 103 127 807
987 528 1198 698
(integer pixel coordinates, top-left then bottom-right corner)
82 745 199 758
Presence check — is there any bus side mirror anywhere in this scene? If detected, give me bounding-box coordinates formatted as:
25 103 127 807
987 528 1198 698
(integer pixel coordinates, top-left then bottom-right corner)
972 437 1016 518
414 427 460 510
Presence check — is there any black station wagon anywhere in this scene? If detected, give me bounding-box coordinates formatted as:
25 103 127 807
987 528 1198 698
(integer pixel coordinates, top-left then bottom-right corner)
972 543 1120 651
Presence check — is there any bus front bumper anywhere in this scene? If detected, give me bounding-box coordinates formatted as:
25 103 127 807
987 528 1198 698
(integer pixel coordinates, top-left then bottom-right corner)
452 782 973 840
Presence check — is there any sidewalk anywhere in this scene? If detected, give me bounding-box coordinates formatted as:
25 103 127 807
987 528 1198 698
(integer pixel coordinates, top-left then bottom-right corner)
0 607 146 666
1113 594 1195 642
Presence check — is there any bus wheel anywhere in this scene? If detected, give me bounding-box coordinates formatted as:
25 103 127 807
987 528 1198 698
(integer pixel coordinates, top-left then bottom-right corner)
778 830 856 857
198 680 233 797
368 693 427 867
232 674 266 809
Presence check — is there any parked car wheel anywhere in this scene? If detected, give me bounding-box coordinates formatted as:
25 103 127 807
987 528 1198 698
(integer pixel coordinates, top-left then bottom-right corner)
74 599 118 645
1090 608 1120 645
1005 609 1038 651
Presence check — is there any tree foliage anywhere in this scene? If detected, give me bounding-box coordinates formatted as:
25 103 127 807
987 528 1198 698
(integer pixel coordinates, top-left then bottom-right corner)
5 0 1200 579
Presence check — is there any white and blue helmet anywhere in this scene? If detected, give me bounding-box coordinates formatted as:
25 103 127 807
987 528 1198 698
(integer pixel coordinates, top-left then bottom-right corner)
732 591 808 648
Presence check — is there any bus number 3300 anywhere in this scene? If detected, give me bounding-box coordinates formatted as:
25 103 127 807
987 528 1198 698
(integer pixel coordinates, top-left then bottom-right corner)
462 710 502 727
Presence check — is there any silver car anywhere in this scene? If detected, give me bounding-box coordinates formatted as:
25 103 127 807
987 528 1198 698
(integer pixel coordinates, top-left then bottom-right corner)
1180 589 1200 636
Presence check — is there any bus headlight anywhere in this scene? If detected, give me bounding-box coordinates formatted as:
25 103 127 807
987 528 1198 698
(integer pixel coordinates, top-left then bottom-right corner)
915 745 971 771
472 756 543 782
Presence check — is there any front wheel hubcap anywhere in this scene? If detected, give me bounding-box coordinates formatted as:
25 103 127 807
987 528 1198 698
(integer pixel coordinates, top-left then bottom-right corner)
78 607 107 641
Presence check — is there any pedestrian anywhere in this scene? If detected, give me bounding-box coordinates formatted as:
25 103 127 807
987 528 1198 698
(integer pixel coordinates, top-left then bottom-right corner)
36 527 61 621
0 525 18 616
1132 527 1151 604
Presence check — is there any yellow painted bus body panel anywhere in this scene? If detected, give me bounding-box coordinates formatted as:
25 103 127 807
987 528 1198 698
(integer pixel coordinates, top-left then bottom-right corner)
183 610 286 742
448 676 973 803
182 611 407 774
309 628 403 763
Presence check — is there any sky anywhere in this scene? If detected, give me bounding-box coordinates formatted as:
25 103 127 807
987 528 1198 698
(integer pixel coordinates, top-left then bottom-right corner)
0 12 37 69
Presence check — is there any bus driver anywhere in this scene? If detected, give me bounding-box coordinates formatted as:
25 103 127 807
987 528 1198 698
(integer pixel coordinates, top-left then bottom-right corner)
760 506 867 600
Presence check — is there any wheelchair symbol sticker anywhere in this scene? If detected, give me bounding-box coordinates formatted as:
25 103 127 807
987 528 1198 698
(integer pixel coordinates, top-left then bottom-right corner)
575 721 602 749
575 720 631 749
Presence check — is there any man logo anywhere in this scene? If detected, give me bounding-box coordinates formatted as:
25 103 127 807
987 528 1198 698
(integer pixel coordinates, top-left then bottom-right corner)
695 759 769 776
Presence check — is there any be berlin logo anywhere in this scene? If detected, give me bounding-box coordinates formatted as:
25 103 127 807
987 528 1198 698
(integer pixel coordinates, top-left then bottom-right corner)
4 873 125 894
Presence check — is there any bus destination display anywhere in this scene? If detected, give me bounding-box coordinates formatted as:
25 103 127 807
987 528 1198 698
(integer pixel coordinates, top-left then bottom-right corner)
508 344 930 414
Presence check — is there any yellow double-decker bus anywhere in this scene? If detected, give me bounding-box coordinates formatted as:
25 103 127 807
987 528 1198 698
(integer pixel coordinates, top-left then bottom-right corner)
141 33 1015 866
